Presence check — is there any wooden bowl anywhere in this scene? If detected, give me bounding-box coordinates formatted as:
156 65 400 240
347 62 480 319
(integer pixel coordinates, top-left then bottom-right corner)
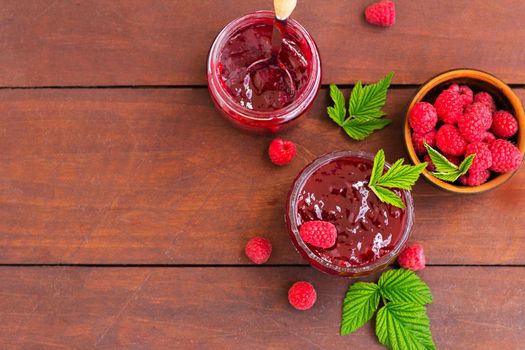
404 69 525 193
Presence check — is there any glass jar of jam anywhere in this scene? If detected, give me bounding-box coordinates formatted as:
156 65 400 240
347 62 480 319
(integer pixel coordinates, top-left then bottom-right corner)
286 151 414 277
207 11 321 133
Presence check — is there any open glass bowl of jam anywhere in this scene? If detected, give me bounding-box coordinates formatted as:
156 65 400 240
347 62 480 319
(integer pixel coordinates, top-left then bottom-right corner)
286 151 414 277
207 11 321 133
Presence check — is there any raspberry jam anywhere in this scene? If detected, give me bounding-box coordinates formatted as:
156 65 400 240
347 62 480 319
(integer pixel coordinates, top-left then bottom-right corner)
286 151 413 277
218 21 309 111
208 11 321 132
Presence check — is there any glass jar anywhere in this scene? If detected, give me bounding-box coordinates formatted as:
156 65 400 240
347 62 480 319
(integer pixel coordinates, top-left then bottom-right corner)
286 151 414 277
207 11 321 133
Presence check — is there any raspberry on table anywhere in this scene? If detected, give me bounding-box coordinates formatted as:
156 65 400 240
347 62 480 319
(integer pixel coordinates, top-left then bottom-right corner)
245 237 272 264
474 91 496 113
299 220 337 249
434 89 464 124
288 281 317 310
398 243 426 271
412 129 436 155
465 142 493 172
364 0 396 27
489 139 523 172
268 138 296 166
460 169 491 186
491 110 518 139
459 102 492 142
436 124 467 156
409 102 438 133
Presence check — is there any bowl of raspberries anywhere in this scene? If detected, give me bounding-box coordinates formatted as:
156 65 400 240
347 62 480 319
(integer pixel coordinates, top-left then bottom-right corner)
405 69 525 193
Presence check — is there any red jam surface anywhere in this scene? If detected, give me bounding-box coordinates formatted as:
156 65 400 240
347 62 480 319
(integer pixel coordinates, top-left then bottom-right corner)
295 156 408 268
218 22 310 111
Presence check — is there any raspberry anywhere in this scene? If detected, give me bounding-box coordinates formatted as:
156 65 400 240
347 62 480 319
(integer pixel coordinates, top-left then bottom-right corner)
365 0 395 27
398 243 426 271
288 281 317 310
409 102 438 133
465 142 492 172
299 220 337 249
412 129 436 155
458 102 492 142
489 139 522 172
480 131 496 144
460 169 491 186
434 89 463 124
474 92 496 113
435 124 467 156
268 138 296 166
445 155 461 166
448 84 473 106
423 155 435 171
245 237 272 264
491 110 518 139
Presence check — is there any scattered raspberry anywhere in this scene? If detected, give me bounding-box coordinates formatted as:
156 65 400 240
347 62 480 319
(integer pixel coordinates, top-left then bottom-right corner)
398 243 426 271
489 139 522 172
448 84 473 106
409 102 438 133
491 110 518 139
434 89 464 124
299 220 337 249
288 281 317 310
268 138 296 166
480 131 496 144
412 129 436 155
435 124 467 156
465 142 493 172
245 237 272 264
460 169 491 186
474 91 496 113
458 102 492 142
364 0 396 27
423 155 435 171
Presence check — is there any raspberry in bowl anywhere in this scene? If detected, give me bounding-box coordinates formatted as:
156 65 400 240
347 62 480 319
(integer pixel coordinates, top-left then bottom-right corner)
286 151 413 277
405 69 525 193
207 11 321 133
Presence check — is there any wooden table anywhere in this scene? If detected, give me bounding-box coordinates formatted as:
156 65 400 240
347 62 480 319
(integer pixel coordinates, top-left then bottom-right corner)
1 1 524 349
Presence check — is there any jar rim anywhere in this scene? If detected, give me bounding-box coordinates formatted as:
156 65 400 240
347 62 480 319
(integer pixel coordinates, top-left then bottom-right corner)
207 10 321 123
286 150 414 275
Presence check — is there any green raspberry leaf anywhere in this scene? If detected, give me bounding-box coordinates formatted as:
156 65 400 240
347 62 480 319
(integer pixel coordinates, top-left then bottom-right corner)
349 72 394 119
369 185 406 209
327 84 346 126
425 143 475 182
379 269 433 305
342 117 392 141
341 282 380 335
327 72 394 141
376 302 436 350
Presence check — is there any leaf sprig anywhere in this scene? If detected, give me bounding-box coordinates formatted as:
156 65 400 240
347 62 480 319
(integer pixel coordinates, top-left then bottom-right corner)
425 143 475 182
341 269 435 350
327 72 394 140
368 150 427 208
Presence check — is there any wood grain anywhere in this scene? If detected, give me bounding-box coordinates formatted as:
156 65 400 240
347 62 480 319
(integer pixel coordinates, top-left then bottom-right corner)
2 0 525 86
0 87 524 265
0 266 523 349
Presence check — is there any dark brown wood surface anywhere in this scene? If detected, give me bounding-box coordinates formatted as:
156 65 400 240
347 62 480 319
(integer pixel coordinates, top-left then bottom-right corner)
1 88 524 265
2 1 525 349
1 267 524 349
2 0 525 86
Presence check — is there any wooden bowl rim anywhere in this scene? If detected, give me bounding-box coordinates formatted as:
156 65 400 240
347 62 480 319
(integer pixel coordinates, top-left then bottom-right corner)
404 68 525 194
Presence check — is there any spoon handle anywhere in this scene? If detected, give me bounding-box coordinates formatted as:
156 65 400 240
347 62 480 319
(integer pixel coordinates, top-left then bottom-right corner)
273 0 297 20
